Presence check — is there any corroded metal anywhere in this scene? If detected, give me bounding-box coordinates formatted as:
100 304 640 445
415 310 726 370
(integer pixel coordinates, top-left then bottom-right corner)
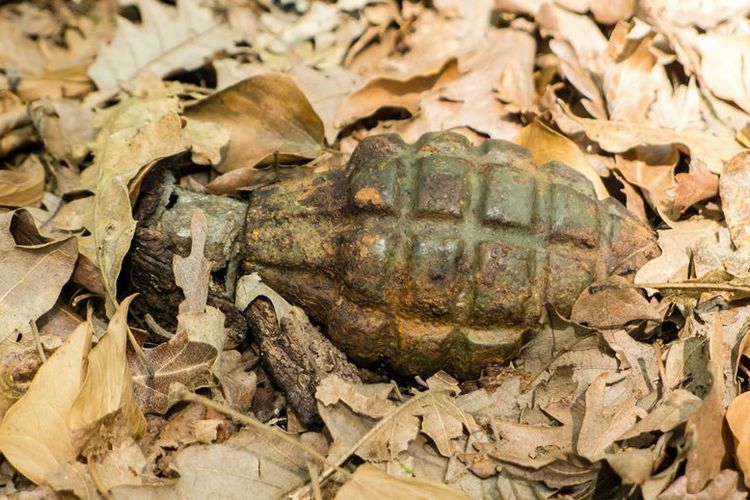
242 132 659 378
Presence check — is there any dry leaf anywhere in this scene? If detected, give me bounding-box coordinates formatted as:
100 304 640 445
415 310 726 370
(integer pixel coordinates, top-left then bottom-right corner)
719 151 750 250
0 209 77 344
336 463 468 500
131 325 219 414
111 428 315 499
185 73 324 178
68 295 146 444
0 321 91 484
564 107 744 175
696 34 750 115
88 0 238 89
335 59 460 131
0 156 45 207
571 276 661 328
576 372 644 461
173 209 211 314
85 97 184 315
669 159 719 214
515 119 608 199
685 315 728 492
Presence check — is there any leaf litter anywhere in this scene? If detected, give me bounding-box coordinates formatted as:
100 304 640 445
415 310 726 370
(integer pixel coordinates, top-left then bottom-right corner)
1 0 750 498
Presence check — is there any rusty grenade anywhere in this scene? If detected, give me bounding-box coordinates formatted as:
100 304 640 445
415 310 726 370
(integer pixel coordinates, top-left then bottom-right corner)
133 132 659 379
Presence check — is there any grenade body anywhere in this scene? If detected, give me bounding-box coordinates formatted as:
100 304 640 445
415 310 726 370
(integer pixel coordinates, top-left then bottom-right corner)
243 133 658 378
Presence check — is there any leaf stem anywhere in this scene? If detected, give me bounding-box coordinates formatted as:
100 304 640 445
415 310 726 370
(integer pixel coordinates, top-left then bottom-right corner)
176 389 352 480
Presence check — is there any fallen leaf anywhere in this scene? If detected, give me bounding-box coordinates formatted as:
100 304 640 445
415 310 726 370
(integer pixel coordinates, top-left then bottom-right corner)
634 219 721 285
334 59 460 131
336 463 468 500
0 156 45 207
130 325 219 415
68 295 146 445
0 321 91 484
571 276 661 328
0 209 77 344
564 107 745 175
515 119 608 199
85 97 184 315
669 159 719 214
185 74 324 178
620 389 701 440
719 151 750 250
685 315 728 492
658 469 746 500
111 427 316 499
88 0 238 89
696 34 750 115
576 372 644 461
173 209 211 314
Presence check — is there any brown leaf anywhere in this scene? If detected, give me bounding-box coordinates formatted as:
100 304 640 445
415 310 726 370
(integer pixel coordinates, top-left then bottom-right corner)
564 107 744 175
685 315 729 492
336 464 468 500
576 373 643 461
334 59 460 131
0 209 78 344
173 209 211 314
131 328 218 415
571 276 661 328
719 151 750 250
187 73 324 178
111 428 316 499
670 159 719 214
85 98 184 316
0 156 45 207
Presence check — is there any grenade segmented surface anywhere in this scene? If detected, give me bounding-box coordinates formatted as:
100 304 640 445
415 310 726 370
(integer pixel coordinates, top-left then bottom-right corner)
243 133 658 378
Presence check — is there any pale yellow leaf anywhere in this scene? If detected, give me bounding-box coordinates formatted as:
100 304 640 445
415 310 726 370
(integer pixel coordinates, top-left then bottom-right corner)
335 464 468 500
68 295 146 441
515 119 608 199
0 321 91 484
0 156 45 207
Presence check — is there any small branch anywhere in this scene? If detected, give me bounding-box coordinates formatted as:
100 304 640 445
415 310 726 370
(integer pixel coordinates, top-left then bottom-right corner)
176 389 352 481
30 320 46 363
633 282 750 293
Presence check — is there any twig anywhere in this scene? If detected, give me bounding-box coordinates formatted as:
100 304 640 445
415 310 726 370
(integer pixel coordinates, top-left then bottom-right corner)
176 389 352 480
144 313 174 339
29 320 46 363
87 456 110 499
633 282 750 293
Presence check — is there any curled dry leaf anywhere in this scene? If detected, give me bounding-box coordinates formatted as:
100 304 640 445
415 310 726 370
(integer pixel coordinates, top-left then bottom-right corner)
85 97 184 316
564 106 744 174
173 209 211 314
515 119 608 199
719 151 750 250
0 321 90 485
0 156 45 207
184 73 324 191
669 159 719 214
334 59 460 131
684 315 729 492
571 276 661 328
68 295 146 444
88 0 238 90
336 463 468 500
0 209 77 344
